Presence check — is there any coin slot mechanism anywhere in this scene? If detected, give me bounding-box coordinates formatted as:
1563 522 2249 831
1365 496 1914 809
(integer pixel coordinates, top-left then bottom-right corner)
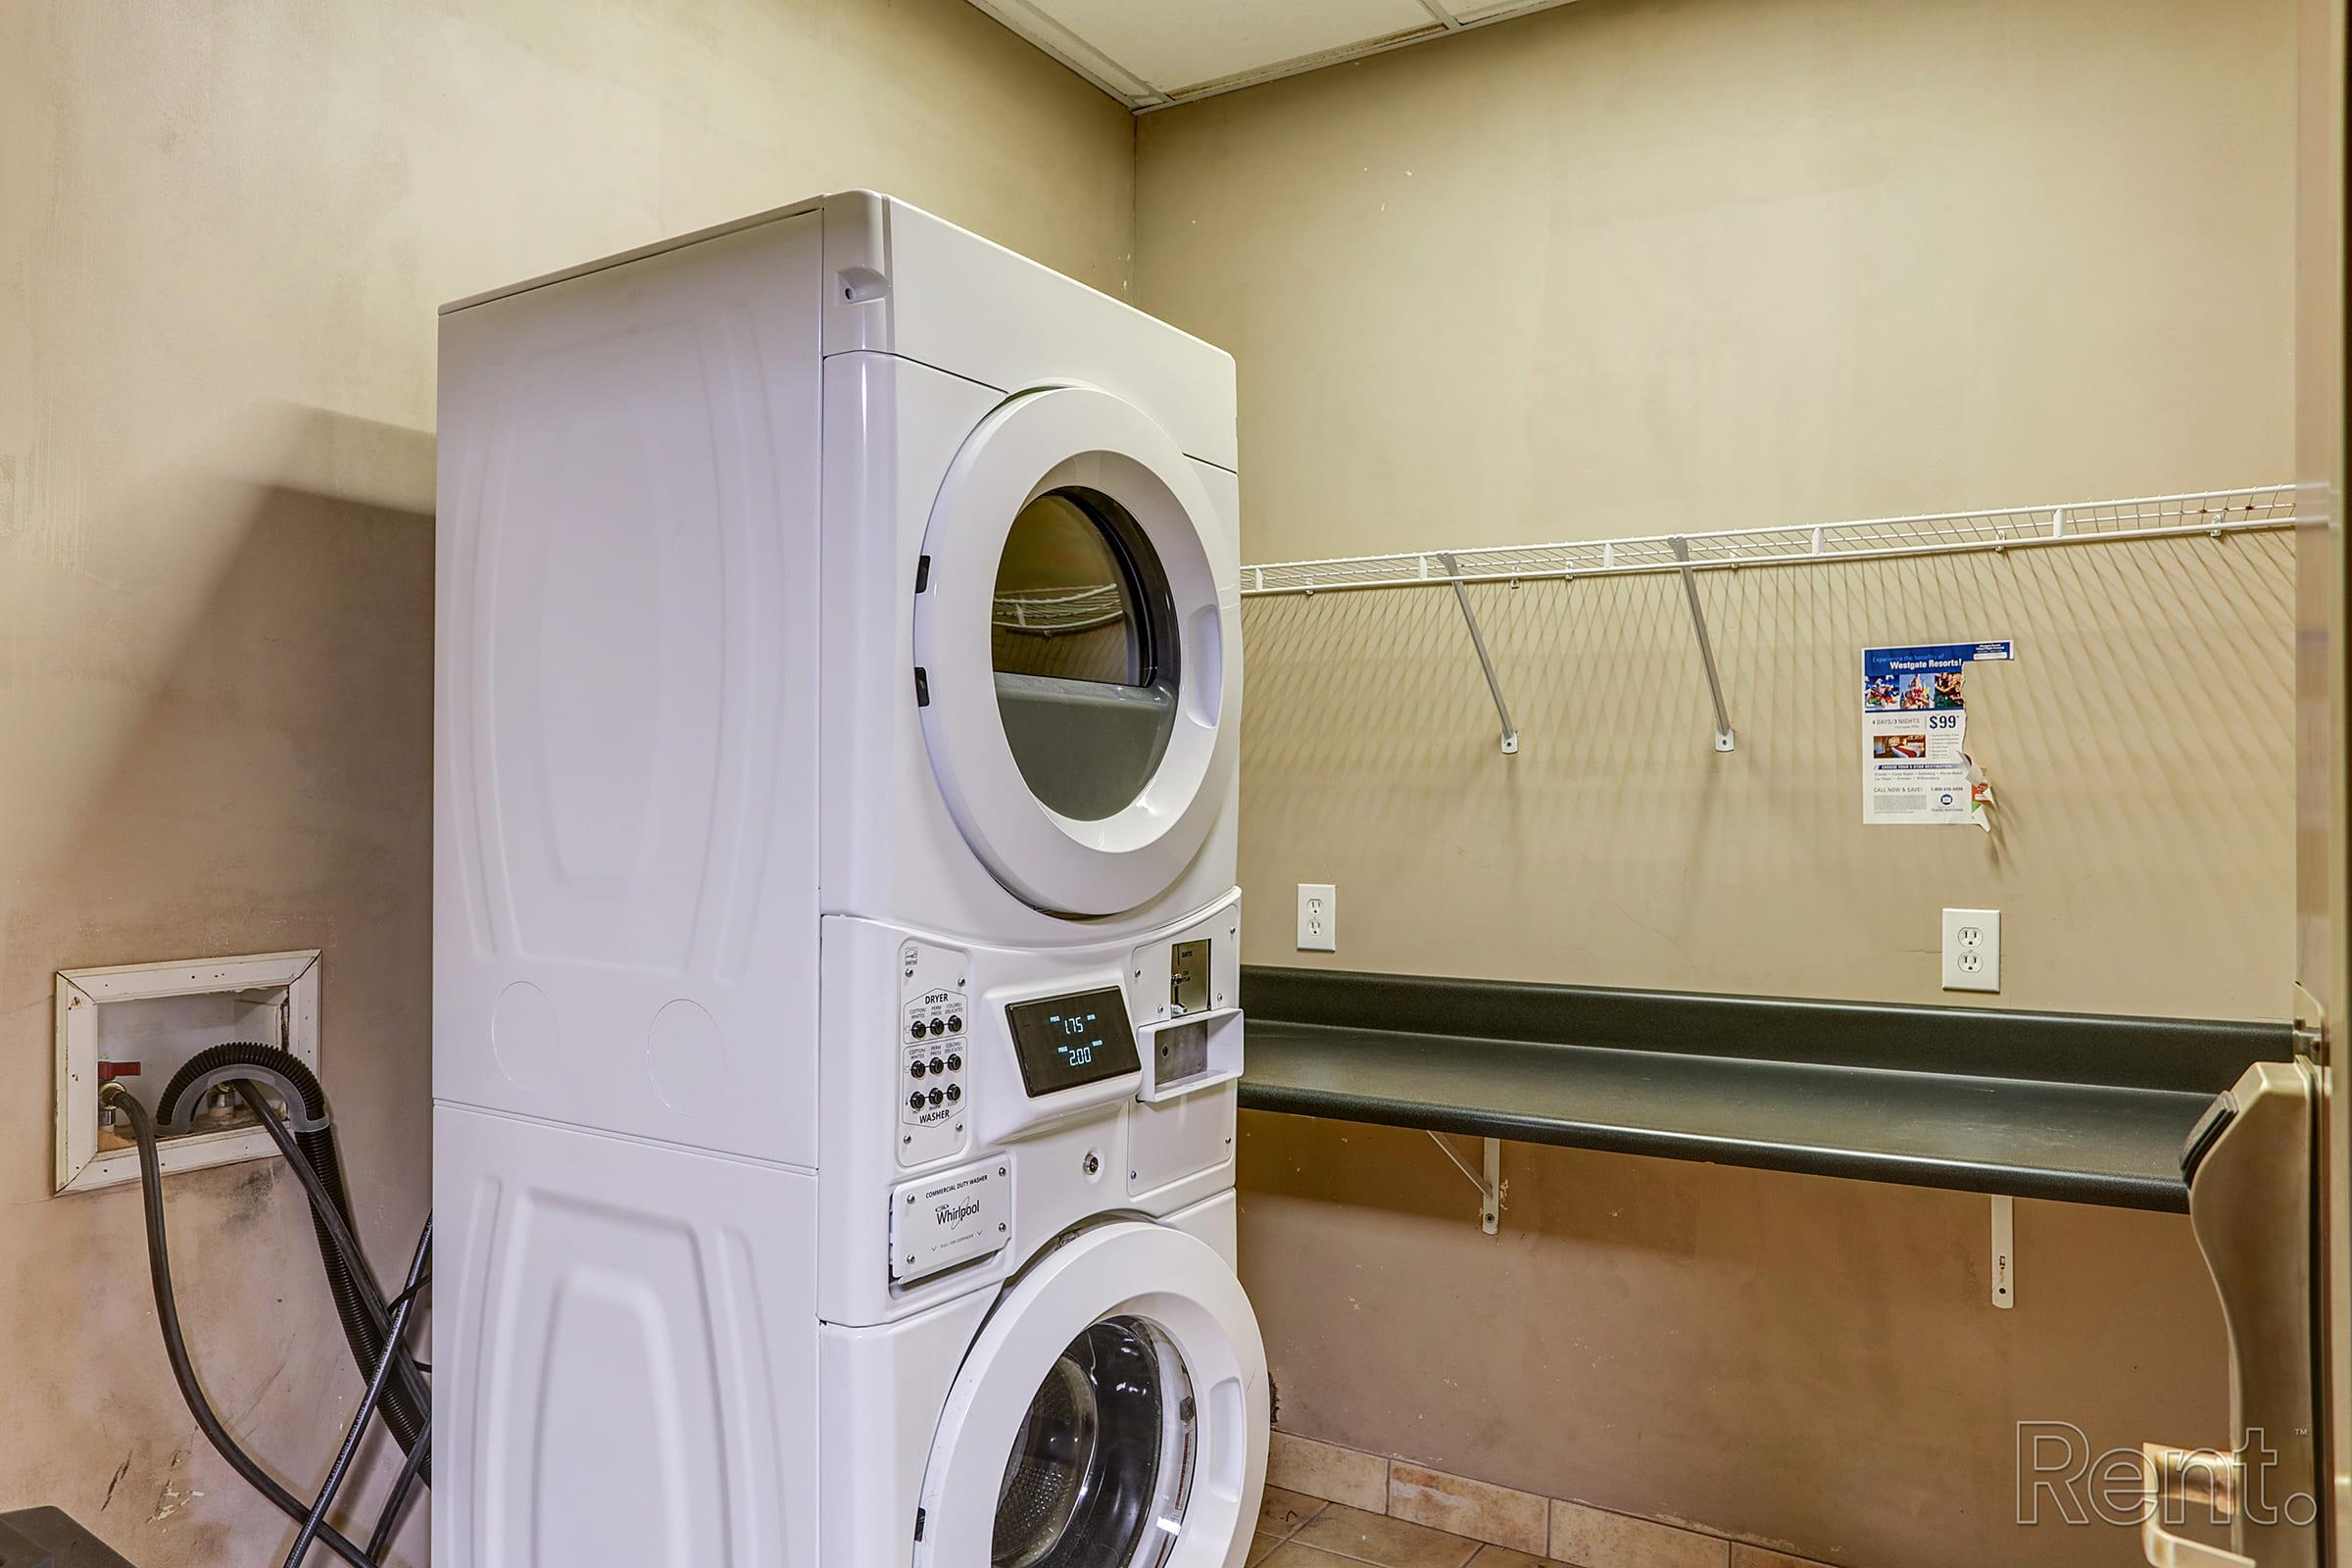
1170 938 1210 1016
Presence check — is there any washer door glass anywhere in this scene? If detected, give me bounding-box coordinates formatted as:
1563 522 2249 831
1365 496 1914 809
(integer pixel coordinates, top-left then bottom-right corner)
993 1316 1195 1568
913 1220 1267 1568
991 490 1178 822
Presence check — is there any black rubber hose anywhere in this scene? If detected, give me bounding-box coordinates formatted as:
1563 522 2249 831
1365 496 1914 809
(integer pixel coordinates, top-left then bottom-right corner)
158 1045 429 1461
365 1434 430 1562
102 1084 384 1568
228 1081 434 1452
283 1219 431 1568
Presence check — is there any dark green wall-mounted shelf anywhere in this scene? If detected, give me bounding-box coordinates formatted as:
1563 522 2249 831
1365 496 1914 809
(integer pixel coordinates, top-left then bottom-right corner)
1237 965 2290 1212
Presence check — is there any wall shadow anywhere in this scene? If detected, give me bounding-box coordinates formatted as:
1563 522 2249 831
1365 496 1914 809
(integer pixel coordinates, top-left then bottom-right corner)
1 402 435 1565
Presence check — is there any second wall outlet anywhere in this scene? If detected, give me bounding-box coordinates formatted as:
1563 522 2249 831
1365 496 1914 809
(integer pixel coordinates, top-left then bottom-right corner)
1297 884 1337 952
1942 908 2000 993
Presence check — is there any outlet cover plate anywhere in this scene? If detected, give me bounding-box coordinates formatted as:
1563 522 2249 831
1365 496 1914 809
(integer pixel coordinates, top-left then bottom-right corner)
1297 883 1336 952
54 950 320 1195
1942 908 2000 993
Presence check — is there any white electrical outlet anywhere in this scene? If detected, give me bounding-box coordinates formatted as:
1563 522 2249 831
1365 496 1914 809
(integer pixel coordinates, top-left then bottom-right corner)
1942 908 2000 993
1297 883 1336 952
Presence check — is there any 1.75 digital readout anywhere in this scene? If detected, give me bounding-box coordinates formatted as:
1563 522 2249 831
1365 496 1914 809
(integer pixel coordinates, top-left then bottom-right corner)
1004 986 1141 1098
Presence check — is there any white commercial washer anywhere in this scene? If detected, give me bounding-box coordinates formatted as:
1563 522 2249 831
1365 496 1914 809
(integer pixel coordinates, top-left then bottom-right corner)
431 192 1265 1568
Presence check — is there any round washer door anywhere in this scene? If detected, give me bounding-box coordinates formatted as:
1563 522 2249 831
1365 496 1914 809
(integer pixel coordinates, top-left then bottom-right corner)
915 385 1240 916
915 1221 1268 1568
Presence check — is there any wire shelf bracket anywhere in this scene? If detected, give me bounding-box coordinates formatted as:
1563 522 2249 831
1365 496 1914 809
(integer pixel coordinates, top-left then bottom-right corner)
1241 484 2292 758
1670 536 1738 753
1438 552 1520 755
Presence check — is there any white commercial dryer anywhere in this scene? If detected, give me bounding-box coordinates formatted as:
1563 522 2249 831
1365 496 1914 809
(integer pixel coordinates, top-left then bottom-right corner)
431 192 1265 1568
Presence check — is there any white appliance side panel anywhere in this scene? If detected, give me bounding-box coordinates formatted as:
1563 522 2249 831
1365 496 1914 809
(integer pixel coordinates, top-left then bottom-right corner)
1127 1086 1238 1199
817 352 1243 941
433 1104 818 1568
1163 1186 1240 1271
1185 458 1243 908
435 212 822 1163
817 1291 993 1568
1188 456 1244 587
821 193 1239 472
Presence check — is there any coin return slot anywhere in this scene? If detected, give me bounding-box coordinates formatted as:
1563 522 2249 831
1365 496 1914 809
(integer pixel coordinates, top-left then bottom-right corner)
1155 1019 1210 1085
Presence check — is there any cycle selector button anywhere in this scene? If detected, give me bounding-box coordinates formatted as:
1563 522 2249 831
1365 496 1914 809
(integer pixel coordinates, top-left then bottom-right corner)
945 1084 962 1103
906 1092 925 1112
946 1053 962 1072
927 1087 945 1108
909 1020 927 1041
928 1057 945 1076
928 1018 947 1037
947 1015 962 1033
908 1059 926 1078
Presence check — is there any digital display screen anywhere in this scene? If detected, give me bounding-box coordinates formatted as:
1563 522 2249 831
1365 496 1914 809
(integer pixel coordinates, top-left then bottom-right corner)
1004 987 1141 1098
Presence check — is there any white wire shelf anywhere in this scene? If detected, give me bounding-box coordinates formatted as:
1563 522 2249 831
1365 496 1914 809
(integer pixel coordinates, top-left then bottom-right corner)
1241 484 2296 597
1238 484 2296 758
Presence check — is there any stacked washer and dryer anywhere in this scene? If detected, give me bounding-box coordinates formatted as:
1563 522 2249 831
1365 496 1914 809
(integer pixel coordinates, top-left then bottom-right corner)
431 193 1266 1568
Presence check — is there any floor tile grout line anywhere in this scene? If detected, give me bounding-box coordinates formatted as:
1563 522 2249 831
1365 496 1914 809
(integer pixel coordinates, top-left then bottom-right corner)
1278 1450 1829 1567
1271 1499 1330 1544
1287 1503 1489 1568
1293 1544 1478 1568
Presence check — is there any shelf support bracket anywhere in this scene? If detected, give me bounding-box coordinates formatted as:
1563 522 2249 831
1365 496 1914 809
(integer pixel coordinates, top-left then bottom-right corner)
1426 1130 1501 1235
1669 537 1738 752
1991 1195 2015 1309
1437 554 1519 755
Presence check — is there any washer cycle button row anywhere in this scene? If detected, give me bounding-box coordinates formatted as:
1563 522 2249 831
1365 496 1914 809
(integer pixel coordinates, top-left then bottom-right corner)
905 1086 963 1111
907 1054 963 1079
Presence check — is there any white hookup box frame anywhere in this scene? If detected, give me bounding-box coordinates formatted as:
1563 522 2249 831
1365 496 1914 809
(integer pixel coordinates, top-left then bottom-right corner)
53 950 321 1195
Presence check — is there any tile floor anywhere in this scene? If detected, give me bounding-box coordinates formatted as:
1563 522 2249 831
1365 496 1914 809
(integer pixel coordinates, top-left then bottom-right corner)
1250 1487 1571 1568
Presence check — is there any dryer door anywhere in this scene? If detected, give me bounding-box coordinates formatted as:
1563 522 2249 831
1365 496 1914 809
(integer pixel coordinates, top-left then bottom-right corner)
915 385 1239 916
915 1221 1268 1568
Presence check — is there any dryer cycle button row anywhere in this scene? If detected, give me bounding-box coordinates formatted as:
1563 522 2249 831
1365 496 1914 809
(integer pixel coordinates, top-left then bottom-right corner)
907 1015 966 1039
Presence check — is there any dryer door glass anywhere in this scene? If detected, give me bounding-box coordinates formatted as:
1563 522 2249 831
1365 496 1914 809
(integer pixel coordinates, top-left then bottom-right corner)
991 490 1178 821
993 1316 1195 1568
917 384 1240 916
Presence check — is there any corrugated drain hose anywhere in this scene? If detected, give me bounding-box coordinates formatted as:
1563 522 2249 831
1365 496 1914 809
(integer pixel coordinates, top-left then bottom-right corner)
154 1044 429 1462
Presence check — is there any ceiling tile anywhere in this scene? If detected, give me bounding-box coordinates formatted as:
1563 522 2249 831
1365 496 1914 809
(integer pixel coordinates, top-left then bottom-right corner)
1019 0 1444 98
1445 0 1562 20
963 0 1164 105
967 0 1588 111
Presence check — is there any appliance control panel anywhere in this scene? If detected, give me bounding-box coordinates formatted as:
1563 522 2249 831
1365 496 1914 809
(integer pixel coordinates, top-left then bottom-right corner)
897 939 969 1168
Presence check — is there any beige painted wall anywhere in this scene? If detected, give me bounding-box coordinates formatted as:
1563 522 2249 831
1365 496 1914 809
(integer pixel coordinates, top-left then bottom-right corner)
1136 0 2295 1563
0 3 1130 1563
0 0 2301 1564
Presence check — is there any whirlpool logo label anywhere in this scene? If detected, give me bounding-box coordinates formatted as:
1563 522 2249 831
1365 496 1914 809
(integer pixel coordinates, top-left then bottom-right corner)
893 1162 1007 1284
